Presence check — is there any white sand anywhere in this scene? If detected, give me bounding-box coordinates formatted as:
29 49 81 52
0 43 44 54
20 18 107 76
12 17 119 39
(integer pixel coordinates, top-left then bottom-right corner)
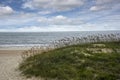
0 50 42 80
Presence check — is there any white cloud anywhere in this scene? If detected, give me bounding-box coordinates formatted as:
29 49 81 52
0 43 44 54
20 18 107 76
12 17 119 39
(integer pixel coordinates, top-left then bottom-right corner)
0 6 14 16
90 6 108 11
18 26 76 32
0 23 118 32
38 15 83 25
0 25 82 32
23 0 84 11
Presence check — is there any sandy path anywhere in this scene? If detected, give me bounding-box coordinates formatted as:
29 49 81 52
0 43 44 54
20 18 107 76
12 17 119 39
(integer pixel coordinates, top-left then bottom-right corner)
0 50 26 80
0 50 43 80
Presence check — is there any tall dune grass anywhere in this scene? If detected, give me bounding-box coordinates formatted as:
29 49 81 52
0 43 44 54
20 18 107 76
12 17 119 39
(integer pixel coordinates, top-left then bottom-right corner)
21 33 120 59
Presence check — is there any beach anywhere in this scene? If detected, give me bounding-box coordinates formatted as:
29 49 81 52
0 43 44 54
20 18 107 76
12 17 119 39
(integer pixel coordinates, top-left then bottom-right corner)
0 48 42 80
0 49 28 80
0 31 119 80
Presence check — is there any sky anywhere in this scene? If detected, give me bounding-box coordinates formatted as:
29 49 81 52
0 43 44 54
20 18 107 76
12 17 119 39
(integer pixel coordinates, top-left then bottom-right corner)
0 0 120 32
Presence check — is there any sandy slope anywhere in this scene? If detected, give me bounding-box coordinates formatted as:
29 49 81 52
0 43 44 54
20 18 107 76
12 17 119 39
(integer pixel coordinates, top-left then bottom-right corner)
0 50 42 80
0 50 26 80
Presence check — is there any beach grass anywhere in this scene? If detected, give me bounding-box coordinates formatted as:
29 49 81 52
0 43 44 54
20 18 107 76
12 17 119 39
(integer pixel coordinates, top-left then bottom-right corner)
19 40 120 80
19 33 120 80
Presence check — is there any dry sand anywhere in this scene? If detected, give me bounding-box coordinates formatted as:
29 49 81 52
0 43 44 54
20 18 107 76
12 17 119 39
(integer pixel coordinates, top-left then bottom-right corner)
0 50 25 80
0 49 42 80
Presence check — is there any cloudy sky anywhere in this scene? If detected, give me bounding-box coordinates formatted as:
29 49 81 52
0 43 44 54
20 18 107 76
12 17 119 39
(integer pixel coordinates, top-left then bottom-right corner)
0 0 120 32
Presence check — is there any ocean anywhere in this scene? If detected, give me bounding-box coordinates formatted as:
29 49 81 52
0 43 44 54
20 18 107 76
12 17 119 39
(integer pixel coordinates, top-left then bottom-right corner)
0 31 120 48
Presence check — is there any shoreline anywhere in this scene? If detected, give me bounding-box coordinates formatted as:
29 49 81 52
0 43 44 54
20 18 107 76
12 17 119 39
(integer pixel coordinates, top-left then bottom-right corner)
0 47 31 50
0 44 49 51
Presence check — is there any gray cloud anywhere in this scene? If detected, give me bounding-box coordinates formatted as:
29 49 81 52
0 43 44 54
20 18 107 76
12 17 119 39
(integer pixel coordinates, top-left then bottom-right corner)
95 0 113 4
0 12 37 26
0 6 14 16
23 0 85 11
90 0 120 11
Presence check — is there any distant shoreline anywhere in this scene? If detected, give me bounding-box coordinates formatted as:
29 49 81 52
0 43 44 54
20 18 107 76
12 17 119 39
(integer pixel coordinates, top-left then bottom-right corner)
0 46 31 50
0 44 49 50
0 30 120 33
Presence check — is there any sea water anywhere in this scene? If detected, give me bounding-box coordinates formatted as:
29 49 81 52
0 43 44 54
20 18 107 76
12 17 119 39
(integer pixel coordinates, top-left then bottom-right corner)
0 31 120 48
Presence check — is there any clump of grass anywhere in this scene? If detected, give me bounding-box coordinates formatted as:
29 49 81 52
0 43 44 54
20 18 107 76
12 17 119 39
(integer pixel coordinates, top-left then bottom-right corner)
19 33 120 80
